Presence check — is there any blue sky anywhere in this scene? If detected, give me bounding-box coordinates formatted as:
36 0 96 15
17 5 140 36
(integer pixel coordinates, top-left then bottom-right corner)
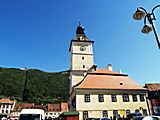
0 0 160 85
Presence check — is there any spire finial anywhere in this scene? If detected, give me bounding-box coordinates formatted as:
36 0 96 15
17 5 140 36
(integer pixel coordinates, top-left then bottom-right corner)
79 21 81 26
76 22 85 34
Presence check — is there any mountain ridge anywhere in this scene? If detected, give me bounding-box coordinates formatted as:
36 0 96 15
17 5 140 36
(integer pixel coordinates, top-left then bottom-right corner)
0 67 70 104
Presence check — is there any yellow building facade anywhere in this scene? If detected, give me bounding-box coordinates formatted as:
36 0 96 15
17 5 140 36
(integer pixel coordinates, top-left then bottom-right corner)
73 89 149 119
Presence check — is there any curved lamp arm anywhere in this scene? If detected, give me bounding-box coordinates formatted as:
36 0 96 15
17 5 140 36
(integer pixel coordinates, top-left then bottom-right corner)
139 7 148 14
151 5 160 20
152 5 160 13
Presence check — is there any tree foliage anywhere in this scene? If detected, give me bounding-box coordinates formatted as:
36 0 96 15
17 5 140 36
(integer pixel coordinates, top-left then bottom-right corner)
0 67 70 104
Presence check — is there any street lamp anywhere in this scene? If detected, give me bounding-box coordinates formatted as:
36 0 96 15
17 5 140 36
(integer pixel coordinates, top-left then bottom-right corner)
133 5 160 49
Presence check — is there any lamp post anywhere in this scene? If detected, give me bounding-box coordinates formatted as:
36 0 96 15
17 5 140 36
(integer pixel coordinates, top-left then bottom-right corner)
133 5 160 49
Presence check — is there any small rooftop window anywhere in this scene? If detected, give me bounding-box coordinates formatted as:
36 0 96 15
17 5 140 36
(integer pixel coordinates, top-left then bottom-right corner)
120 82 123 85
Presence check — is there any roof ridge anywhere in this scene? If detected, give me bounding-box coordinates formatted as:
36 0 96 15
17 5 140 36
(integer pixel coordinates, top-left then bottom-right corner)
88 72 128 76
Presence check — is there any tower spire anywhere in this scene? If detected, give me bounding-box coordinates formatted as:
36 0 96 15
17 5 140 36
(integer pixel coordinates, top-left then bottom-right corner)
76 22 85 34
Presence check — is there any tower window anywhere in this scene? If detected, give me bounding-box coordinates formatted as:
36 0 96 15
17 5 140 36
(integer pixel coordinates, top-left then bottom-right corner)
83 65 85 68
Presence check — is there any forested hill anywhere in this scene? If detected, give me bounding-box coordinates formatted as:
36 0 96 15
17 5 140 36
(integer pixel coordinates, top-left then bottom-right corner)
0 67 70 104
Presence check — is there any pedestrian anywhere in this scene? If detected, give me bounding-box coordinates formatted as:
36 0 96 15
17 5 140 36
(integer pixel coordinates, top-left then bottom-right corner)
110 116 113 120
113 115 116 120
117 114 122 120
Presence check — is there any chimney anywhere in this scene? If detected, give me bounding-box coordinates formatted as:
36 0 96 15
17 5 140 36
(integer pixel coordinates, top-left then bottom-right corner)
119 69 122 74
107 64 112 71
93 65 97 71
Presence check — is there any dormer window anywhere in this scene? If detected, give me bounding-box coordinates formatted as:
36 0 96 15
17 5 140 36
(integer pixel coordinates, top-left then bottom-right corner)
120 82 123 85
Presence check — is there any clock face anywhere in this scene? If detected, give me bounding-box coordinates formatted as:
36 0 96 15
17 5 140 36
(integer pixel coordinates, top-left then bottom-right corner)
80 46 86 51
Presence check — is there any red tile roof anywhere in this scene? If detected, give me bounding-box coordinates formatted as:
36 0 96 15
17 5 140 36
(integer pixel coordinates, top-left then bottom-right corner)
13 103 33 112
75 68 146 90
47 104 60 112
32 105 46 110
145 83 160 91
0 98 14 103
12 103 68 112
90 68 122 75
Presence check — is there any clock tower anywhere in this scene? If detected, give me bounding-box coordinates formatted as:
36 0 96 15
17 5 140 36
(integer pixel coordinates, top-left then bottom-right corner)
69 23 94 93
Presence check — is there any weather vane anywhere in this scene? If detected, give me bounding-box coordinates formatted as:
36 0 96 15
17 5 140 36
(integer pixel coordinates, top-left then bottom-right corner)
78 21 81 26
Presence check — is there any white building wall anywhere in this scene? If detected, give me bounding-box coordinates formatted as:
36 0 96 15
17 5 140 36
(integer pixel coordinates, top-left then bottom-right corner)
70 41 94 93
45 111 61 118
0 101 16 115
71 55 94 71
72 42 93 54
71 75 84 88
